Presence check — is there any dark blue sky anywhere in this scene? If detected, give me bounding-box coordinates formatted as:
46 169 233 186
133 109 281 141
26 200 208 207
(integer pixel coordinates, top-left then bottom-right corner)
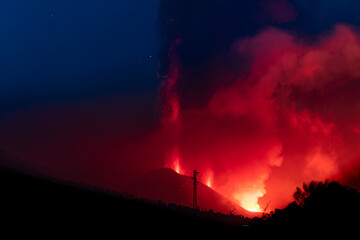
2 0 360 115
0 0 160 114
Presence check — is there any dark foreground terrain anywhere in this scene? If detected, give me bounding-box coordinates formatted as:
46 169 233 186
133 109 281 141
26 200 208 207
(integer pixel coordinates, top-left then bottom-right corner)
0 167 252 237
1 166 359 238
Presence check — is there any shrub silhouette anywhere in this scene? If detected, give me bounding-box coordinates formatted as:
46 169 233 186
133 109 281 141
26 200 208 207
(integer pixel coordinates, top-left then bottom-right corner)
294 181 360 214
293 181 321 207
268 180 360 234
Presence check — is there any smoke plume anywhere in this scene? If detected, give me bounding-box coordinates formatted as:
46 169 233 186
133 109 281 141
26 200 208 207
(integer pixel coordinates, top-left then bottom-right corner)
157 0 360 211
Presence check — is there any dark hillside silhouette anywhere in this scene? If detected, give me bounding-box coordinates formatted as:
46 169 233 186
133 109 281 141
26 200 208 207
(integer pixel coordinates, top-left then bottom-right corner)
126 168 258 217
2 150 360 236
0 151 254 237
0 167 252 237
255 180 360 235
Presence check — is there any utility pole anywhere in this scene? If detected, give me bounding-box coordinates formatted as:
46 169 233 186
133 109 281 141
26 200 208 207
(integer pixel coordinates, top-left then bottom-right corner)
192 170 199 214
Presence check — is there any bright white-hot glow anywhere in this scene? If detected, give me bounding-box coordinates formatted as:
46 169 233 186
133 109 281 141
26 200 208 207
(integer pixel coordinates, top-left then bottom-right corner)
234 191 264 213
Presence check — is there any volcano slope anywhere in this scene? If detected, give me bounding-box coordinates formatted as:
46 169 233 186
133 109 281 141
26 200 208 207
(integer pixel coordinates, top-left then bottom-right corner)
126 167 258 217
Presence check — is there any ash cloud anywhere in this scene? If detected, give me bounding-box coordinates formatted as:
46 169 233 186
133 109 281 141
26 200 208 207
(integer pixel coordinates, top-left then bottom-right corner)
157 0 360 210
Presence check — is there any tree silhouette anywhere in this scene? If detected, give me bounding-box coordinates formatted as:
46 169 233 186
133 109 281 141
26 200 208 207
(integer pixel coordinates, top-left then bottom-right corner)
293 180 322 207
290 180 360 231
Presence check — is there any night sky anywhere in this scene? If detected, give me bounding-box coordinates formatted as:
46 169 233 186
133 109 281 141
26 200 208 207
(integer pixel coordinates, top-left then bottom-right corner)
0 0 161 189
0 0 159 112
2 0 360 213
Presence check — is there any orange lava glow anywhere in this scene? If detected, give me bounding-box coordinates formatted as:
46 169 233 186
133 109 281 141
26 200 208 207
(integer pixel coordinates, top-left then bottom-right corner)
234 191 264 213
242 205 263 213
173 158 181 174
204 170 214 188
206 177 212 188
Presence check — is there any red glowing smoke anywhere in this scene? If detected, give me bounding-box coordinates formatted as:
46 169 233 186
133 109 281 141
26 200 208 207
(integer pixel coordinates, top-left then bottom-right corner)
160 24 360 212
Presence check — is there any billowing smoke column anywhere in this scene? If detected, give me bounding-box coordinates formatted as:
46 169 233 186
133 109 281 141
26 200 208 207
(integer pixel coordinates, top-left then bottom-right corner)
157 0 360 212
